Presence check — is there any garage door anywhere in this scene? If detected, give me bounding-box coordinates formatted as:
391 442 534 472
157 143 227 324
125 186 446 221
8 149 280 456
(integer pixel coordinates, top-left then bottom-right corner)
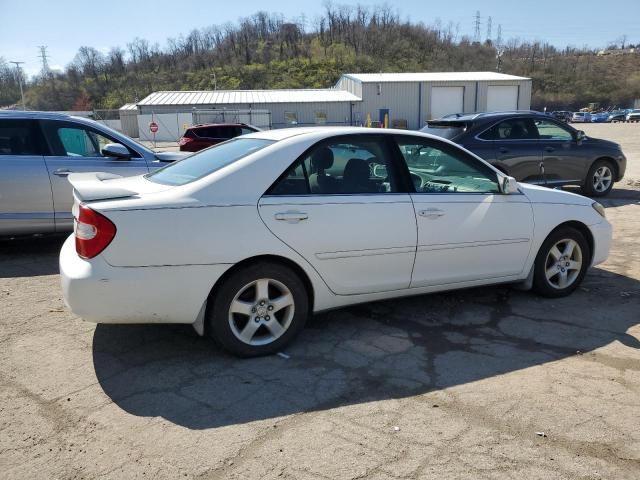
487 85 519 112
430 87 464 120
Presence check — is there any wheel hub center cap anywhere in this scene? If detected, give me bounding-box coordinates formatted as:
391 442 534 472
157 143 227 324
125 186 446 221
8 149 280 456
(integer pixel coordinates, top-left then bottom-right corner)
256 306 268 317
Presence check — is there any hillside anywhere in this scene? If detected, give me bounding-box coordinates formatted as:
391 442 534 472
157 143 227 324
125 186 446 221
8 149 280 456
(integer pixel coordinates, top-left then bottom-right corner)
2 6 639 111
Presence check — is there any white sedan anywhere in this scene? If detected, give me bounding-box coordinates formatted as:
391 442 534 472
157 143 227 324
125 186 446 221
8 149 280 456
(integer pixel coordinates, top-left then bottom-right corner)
60 127 612 356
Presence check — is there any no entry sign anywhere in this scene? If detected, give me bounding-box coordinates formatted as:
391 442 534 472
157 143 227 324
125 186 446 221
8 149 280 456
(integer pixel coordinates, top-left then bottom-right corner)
149 121 159 133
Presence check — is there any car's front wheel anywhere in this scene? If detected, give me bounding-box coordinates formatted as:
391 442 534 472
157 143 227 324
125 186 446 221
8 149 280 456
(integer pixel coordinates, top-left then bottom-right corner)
532 227 590 298
207 261 309 357
583 159 615 197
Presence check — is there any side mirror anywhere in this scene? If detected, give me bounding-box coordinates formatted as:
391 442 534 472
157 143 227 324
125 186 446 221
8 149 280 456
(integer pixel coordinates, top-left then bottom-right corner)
373 164 388 178
501 175 519 195
102 143 131 159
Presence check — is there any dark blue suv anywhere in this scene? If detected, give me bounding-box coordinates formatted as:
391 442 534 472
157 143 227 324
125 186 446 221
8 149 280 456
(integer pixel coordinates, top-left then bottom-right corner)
421 111 627 197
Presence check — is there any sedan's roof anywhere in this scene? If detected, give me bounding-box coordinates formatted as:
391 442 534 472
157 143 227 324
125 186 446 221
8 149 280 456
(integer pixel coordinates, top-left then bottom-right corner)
244 126 430 142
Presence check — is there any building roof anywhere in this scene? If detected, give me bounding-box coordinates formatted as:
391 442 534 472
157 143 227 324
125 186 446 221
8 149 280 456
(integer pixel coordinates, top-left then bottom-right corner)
341 72 530 83
138 89 361 106
119 103 138 111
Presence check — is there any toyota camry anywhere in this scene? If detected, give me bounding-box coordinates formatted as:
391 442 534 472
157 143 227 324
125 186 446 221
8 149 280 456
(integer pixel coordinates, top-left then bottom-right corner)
60 127 612 356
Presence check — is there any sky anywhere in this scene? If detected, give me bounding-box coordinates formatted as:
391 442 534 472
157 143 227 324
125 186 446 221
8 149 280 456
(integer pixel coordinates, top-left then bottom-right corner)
1 0 639 77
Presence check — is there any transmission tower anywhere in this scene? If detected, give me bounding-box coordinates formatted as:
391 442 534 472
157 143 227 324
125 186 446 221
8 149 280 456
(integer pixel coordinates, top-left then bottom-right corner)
473 11 481 43
486 16 492 42
496 24 503 48
37 45 50 75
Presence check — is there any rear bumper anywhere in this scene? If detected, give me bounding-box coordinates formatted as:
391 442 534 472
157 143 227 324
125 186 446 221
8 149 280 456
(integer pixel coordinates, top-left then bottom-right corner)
59 235 230 324
589 220 612 267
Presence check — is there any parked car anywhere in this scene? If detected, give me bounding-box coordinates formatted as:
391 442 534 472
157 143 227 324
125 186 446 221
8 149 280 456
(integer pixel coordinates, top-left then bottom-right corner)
420 111 626 196
626 109 640 122
551 111 572 123
60 127 612 357
571 112 592 123
178 123 261 152
608 111 627 123
0 111 189 237
590 112 610 123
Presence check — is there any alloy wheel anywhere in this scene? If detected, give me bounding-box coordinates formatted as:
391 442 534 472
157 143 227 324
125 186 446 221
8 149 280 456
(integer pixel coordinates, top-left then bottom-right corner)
228 278 295 346
593 166 612 193
544 239 583 289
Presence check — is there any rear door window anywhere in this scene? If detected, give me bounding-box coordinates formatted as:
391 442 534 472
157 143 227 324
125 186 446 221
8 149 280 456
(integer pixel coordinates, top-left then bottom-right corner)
479 119 539 141
267 135 399 195
0 119 47 156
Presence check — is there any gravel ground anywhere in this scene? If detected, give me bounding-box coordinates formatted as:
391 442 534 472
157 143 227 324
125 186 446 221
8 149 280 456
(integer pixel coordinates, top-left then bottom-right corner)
580 123 640 185
1 129 640 479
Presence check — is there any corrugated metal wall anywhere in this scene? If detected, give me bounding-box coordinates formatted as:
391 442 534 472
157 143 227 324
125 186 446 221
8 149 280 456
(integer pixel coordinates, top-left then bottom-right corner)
351 78 532 129
354 82 420 128
135 77 531 132
138 101 356 128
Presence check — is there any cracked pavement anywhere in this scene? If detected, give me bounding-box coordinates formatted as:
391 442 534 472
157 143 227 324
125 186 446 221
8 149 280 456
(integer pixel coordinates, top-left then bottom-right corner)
2 124 640 479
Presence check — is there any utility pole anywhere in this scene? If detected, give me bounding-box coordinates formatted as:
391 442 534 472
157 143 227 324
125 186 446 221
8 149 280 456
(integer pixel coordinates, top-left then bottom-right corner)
37 45 50 76
473 11 481 43
9 61 26 109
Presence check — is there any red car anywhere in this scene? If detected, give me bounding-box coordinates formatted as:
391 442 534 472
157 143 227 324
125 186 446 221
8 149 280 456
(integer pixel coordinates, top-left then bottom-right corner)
178 123 261 152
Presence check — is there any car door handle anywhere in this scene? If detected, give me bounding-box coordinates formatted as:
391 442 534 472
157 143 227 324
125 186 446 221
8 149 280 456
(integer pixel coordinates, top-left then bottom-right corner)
274 211 308 223
545 146 555 152
418 208 445 219
499 147 509 154
53 169 72 177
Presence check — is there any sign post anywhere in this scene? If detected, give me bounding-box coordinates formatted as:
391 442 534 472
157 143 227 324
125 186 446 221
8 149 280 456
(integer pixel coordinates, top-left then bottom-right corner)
149 121 159 148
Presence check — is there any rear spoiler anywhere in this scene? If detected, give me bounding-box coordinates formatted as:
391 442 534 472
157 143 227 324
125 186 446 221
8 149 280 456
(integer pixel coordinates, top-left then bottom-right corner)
67 172 138 202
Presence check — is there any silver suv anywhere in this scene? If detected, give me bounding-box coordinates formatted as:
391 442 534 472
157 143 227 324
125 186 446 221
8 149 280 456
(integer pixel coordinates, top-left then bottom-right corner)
0 111 188 236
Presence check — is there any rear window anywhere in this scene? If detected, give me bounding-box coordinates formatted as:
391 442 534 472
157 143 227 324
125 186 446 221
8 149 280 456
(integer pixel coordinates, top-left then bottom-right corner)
419 123 466 140
147 138 273 186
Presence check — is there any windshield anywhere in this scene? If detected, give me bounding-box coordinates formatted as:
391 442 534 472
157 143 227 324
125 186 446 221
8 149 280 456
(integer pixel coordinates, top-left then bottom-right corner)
420 123 466 140
146 138 274 186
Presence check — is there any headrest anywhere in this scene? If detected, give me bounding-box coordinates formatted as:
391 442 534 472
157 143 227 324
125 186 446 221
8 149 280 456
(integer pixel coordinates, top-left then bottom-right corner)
311 147 334 171
344 158 370 179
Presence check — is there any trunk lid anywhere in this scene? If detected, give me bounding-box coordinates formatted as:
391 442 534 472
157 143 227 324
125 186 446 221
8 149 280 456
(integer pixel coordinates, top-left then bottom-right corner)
68 172 174 220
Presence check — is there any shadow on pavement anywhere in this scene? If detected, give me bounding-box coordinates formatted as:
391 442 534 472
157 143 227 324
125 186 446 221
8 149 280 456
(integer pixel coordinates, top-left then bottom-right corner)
0 235 66 278
93 268 640 430
563 186 640 207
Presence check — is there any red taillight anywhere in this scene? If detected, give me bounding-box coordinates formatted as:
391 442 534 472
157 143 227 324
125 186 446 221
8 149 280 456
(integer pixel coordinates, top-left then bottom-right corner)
75 205 116 259
178 136 193 146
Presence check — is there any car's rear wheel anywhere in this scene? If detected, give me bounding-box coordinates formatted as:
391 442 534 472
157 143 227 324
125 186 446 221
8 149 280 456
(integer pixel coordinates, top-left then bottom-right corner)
532 227 590 298
583 159 615 197
207 262 309 357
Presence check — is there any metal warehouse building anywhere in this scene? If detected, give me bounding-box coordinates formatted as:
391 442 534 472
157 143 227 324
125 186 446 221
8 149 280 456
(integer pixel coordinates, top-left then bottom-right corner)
338 72 531 129
132 72 530 141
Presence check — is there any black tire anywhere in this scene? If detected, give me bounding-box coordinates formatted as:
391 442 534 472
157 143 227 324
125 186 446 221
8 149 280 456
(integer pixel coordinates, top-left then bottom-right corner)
532 227 590 298
207 261 309 357
582 159 615 197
